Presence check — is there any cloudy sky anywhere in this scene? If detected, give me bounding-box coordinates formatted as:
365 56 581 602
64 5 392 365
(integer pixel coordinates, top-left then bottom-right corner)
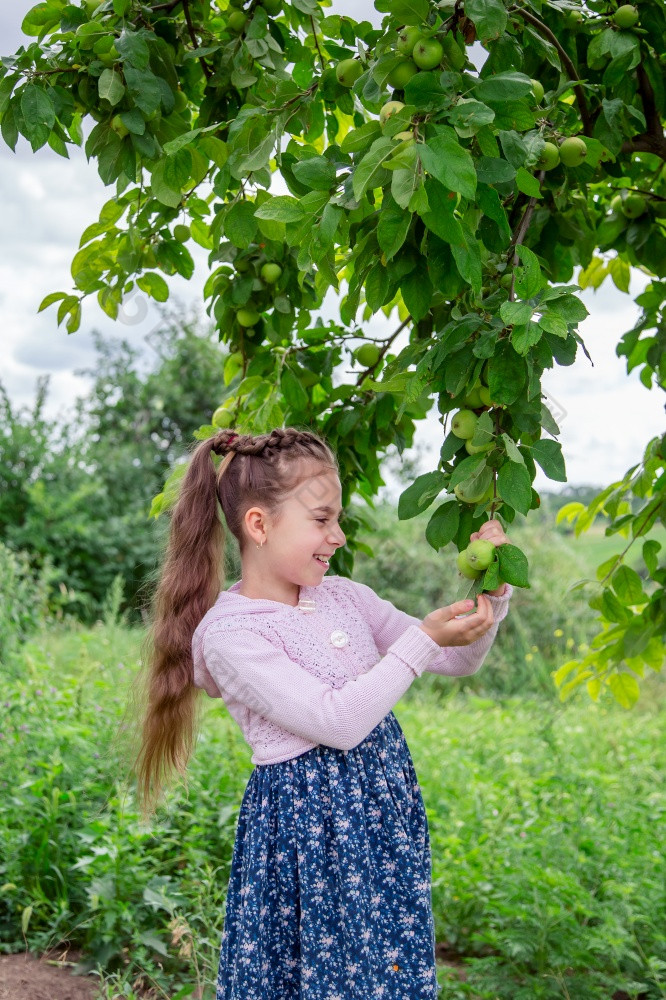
2 2 664 503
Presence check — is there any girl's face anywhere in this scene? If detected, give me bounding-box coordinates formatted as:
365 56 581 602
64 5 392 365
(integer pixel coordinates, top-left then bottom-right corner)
242 466 346 599
273 468 346 582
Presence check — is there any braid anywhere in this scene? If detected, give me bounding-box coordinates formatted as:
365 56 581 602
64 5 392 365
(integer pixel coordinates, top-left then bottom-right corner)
211 427 325 460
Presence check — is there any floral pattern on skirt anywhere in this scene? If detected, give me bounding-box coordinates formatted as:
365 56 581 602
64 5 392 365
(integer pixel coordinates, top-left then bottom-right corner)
216 710 439 999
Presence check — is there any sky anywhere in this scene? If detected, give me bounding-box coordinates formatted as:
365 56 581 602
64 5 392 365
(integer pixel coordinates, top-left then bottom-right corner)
1 2 664 504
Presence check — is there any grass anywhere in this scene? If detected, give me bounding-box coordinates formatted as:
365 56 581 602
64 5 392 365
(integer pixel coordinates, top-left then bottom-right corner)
1 613 665 999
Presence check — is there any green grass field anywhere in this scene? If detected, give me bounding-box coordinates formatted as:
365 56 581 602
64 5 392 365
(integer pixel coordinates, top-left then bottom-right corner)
1 609 664 1000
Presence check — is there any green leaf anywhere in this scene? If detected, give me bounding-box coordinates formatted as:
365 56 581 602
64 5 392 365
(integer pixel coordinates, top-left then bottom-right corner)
608 672 640 709
466 0 507 42
163 148 192 191
375 0 429 24
377 203 411 260
115 27 151 69
401 264 433 321
137 271 170 302
497 463 532 515
421 180 464 245
538 311 569 338
500 300 533 325
475 72 533 103
292 156 336 191
353 137 395 201
419 131 476 201
451 226 482 296
513 244 542 298
487 342 527 405
340 122 381 154
38 291 67 313
425 501 460 549
365 262 390 312
254 196 305 222
515 166 541 198
476 156 515 185
397 471 448 520
531 439 566 482
98 69 125 107
643 539 661 577
20 84 55 147
224 201 257 248
612 565 646 605
511 321 543 355
150 160 181 208
497 542 530 587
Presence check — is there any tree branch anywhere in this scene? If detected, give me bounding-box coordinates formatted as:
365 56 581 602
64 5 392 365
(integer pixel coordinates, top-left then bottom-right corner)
620 61 666 161
310 15 326 75
509 6 592 135
507 170 544 300
182 0 212 80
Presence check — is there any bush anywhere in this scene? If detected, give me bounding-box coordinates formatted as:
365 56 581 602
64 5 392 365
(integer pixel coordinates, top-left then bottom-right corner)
0 542 51 664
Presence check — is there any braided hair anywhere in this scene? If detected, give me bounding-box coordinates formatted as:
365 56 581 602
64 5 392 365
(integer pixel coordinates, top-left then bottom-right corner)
131 425 338 816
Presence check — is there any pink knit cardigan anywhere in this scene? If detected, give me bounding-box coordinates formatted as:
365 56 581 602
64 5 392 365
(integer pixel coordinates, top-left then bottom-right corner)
192 574 512 765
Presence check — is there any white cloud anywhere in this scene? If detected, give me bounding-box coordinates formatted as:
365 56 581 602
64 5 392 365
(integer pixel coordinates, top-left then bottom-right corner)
1 1 662 505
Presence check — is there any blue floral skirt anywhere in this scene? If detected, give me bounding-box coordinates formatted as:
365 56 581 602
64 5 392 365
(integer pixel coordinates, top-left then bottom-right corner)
216 710 439 999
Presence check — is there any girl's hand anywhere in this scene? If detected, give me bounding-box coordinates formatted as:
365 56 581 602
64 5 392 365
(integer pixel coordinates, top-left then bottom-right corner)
469 519 509 597
419 595 496 647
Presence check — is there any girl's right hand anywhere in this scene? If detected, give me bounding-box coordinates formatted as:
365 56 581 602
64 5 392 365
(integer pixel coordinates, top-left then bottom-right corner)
419 596 495 647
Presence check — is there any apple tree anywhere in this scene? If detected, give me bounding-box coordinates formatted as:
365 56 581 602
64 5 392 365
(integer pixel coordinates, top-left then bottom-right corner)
1 0 664 705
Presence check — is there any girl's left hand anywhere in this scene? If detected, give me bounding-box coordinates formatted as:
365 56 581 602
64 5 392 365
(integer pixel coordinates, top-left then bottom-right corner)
469 519 510 597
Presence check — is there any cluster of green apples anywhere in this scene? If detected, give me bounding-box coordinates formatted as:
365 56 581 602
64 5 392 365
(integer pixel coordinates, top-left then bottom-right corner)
335 23 466 91
213 0 281 34
456 538 497 579
536 135 589 172
608 190 649 220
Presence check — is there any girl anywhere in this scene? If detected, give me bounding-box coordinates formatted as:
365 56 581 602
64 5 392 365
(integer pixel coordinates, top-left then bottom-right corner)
134 426 512 1000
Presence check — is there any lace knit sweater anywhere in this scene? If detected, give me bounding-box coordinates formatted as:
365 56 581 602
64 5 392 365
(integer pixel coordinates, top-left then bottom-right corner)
192 574 512 766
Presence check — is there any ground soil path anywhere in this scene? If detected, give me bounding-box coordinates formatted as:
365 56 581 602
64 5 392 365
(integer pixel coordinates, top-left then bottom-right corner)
0 952 101 1000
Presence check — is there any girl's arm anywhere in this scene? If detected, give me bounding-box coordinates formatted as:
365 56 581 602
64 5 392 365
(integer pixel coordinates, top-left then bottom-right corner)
344 578 512 677
197 613 470 752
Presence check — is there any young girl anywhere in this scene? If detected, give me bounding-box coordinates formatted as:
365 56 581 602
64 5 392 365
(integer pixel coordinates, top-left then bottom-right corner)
135 426 512 1000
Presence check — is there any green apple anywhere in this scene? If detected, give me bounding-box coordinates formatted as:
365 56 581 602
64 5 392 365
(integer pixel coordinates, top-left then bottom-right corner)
463 385 483 408
565 9 583 25
530 78 544 103
397 26 424 55
499 272 513 290
387 59 419 88
110 114 129 138
212 406 233 429
537 141 560 170
173 223 190 242
466 538 495 570
622 192 647 218
260 262 282 283
379 100 405 125
227 10 248 32
465 439 492 455
336 58 363 87
83 0 102 14
261 0 282 13
610 193 624 213
559 135 588 167
412 38 443 70
236 307 261 327
393 130 415 141
478 386 493 407
173 89 188 112
234 257 251 273
355 343 382 367
451 409 478 440
612 4 638 27
457 549 481 579
454 482 490 504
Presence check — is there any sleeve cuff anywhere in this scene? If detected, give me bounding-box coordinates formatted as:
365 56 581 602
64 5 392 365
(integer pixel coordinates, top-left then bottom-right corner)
387 624 442 678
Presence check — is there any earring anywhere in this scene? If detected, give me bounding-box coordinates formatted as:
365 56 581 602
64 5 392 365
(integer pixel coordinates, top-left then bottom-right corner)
256 539 265 549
